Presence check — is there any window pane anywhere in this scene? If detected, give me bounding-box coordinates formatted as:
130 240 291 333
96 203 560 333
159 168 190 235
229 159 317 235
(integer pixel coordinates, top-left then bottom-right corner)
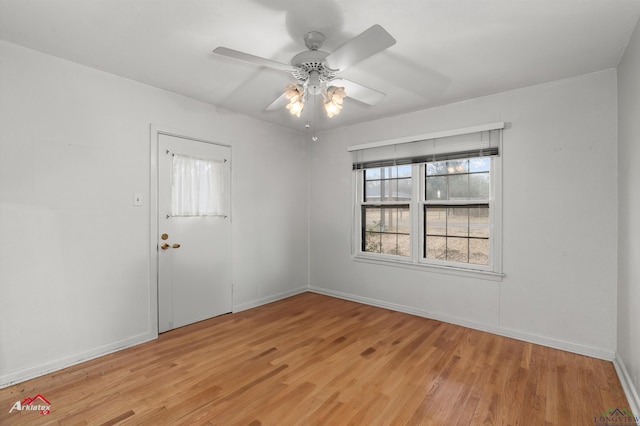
383 207 409 232
365 168 381 180
364 231 381 253
362 206 410 257
364 166 412 202
365 181 379 202
366 165 412 179
424 205 490 265
396 178 412 201
396 207 411 233
379 180 393 202
446 159 469 174
426 157 491 202
388 179 399 202
446 237 469 263
426 207 446 236
469 157 490 173
426 176 447 201
469 239 489 265
426 236 446 260
426 161 447 176
383 207 398 232
370 210 385 231
381 234 399 255
397 165 412 178
469 207 490 238
448 174 469 199
447 207 469 237
397 234 411 256
469 173 490 199
364 207 382 231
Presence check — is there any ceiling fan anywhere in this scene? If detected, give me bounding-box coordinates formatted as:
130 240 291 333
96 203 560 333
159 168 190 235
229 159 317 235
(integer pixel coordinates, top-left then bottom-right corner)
213 25 396 120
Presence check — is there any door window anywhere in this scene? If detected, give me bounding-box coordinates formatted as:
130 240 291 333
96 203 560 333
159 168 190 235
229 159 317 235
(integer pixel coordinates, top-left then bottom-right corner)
171 154 225 217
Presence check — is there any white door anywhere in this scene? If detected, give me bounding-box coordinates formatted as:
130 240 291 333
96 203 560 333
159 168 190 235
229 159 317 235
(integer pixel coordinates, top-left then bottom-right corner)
157 133 232 333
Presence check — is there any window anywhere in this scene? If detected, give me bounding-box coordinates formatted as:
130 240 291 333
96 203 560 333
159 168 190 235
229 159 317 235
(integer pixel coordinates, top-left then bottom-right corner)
171 154 226 217
351 124 503 278
425 158 490 265
362 165 412 256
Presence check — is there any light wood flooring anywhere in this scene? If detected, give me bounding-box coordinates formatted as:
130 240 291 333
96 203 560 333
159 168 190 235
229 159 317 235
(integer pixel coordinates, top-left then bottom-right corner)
0 292 629 425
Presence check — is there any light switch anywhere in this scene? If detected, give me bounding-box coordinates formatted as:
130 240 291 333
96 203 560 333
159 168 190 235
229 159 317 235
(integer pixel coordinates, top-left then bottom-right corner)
133 193 143 206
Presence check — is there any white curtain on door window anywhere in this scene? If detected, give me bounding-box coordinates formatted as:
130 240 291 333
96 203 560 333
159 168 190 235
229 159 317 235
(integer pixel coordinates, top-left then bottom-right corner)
171 154 225 216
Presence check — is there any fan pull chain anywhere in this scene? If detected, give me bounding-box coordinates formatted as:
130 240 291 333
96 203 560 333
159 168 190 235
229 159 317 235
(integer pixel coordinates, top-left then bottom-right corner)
312 92 318 141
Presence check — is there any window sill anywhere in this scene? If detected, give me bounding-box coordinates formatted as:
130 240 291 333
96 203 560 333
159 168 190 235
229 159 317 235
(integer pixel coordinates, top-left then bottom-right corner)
352 255 504 282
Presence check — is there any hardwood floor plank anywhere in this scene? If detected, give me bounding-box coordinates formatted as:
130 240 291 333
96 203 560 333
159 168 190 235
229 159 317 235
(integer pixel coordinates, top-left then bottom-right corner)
0 293 630 425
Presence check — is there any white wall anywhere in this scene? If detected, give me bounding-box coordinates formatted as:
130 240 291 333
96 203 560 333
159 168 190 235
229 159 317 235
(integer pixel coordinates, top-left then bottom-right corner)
310 69 618 359
0 41 308 387
617 18 640 414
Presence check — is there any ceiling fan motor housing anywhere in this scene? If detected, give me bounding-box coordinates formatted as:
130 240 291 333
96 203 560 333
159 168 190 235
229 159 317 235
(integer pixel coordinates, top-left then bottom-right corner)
290 50 337 83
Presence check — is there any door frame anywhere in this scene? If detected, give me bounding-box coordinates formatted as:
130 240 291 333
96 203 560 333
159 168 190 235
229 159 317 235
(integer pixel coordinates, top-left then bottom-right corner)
149 124 233 337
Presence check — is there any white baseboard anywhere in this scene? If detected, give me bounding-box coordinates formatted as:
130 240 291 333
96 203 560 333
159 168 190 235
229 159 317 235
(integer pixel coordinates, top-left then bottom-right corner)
0 331 156 389
614 353 640 422
1 286 307 389
308 286 616 361
233 286 308 313
3 286 625 395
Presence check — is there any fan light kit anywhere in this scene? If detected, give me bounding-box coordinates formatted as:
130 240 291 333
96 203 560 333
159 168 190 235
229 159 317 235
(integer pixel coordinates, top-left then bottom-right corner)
284 80 345 118
213 24 396 137
281 30 347 119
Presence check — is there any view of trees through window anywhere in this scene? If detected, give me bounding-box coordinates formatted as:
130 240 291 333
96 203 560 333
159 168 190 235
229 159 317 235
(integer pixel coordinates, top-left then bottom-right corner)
425 158 490 265
363 206 411 256
363 165 411 256
424 206 489 265
360 157 492 265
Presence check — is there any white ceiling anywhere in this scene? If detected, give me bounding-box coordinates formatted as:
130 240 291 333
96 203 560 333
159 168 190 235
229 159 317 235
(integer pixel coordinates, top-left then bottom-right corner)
2 0 640 133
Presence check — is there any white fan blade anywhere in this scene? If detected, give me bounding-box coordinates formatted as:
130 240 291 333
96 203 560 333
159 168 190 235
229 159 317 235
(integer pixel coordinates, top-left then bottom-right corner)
332 79 386 106
265 92 289 111
213 47 294 72
325 25 396 72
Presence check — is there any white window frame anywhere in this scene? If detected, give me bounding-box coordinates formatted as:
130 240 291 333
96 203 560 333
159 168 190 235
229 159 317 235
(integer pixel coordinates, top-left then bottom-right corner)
355 165 415 261
350 124 504 281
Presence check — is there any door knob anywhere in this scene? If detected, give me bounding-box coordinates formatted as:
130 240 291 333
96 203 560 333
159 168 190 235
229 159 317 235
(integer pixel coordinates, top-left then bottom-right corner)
172 243 181 249
161 243 170 250
161 233 169 240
